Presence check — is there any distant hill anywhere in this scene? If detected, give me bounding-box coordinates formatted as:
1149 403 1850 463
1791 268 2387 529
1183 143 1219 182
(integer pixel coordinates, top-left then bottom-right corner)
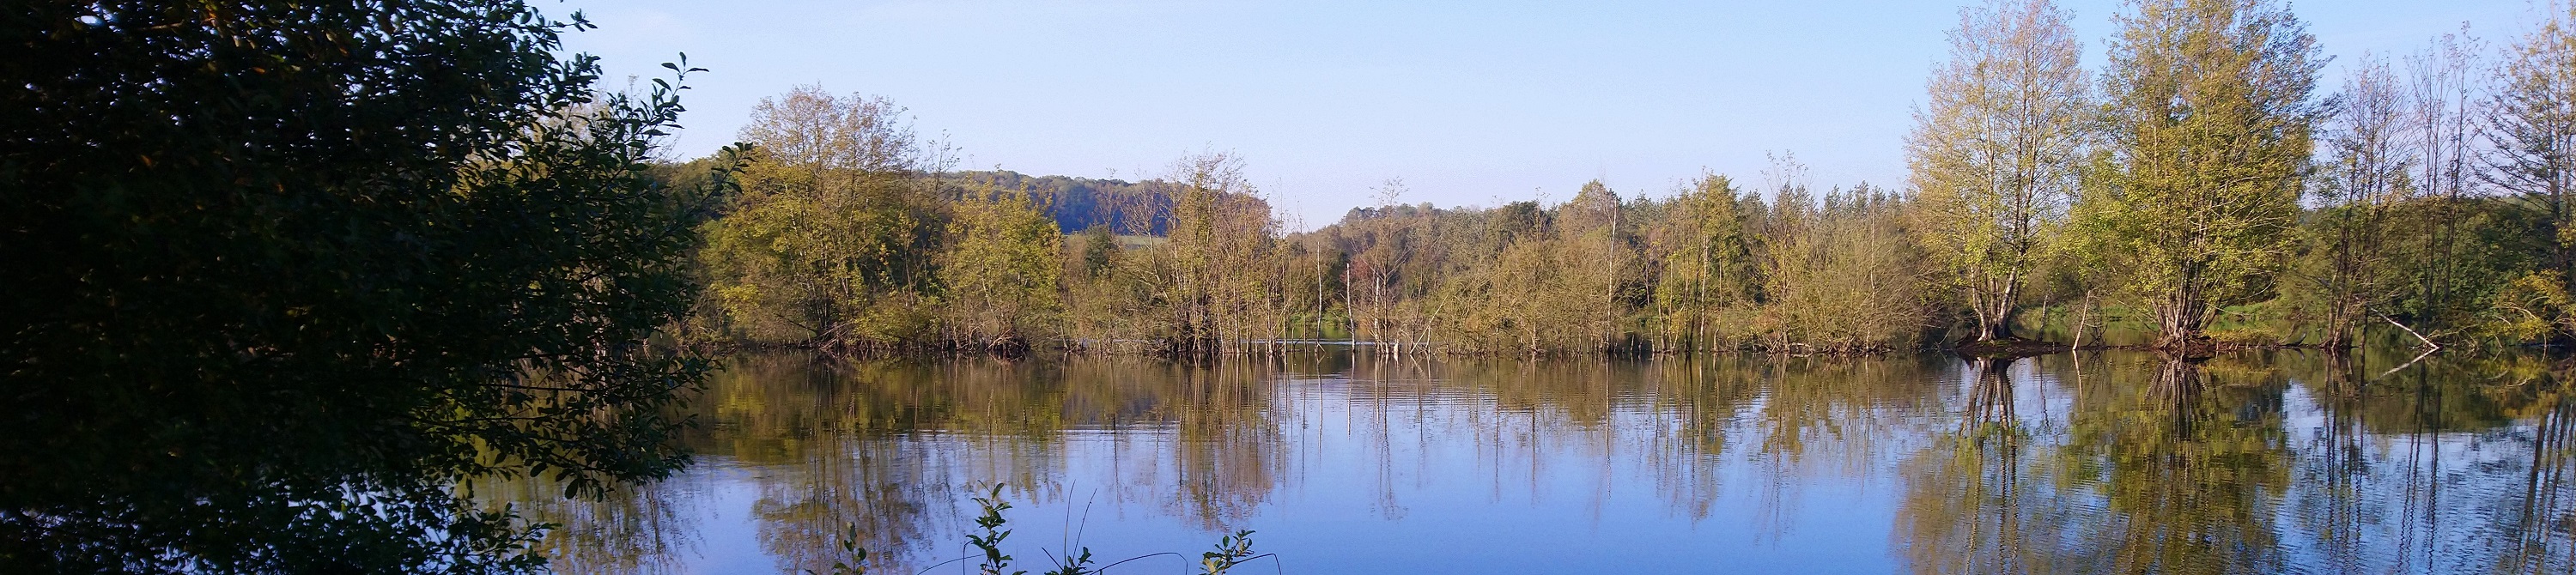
953 171 1171 235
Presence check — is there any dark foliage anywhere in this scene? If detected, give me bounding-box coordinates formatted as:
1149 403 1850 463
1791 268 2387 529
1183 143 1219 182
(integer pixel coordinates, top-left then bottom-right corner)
957 171 1172 235
2 1 732 572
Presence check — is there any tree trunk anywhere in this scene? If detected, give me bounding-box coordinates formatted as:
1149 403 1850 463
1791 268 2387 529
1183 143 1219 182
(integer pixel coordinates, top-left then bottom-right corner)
1977 279 2019 342
2156 285 2207 350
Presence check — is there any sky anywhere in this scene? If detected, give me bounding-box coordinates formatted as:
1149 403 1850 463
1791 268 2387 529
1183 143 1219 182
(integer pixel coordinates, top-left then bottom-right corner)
552 0 2540 228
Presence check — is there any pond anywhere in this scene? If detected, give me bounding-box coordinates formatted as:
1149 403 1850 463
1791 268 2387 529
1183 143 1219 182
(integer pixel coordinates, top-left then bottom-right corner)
485 348 2576 574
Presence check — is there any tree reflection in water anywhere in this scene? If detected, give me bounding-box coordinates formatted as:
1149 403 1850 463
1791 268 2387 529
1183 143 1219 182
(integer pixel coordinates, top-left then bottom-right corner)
483 349 2576 574
470 473 704 575
1897 350 2576 575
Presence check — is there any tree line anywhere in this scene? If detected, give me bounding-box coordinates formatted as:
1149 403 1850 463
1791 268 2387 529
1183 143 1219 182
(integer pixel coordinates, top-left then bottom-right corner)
16 0 2576 571
687 0 2576 356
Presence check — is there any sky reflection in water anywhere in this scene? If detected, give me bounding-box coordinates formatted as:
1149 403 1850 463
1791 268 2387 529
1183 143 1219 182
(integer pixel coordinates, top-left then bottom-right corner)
487 349 2576 574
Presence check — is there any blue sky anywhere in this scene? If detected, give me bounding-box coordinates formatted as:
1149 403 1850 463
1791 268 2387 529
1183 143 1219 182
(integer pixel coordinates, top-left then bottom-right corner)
555 0 2537 227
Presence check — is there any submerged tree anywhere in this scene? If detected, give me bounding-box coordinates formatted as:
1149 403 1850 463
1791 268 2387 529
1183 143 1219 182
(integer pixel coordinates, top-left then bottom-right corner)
3 1 728 571
1909 0 2090 342
2091 0 2322 347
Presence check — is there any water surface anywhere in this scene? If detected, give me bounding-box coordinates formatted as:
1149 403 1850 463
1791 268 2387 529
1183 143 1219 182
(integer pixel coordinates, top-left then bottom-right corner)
492 349 2576 574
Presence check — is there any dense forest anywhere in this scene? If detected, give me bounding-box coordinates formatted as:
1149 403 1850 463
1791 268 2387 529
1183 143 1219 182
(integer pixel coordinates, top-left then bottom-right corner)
681 0 2576 356
954 170 1180 235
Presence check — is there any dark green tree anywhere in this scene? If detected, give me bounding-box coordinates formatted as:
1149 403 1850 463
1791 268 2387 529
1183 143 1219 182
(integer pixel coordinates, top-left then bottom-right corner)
3 1 732 572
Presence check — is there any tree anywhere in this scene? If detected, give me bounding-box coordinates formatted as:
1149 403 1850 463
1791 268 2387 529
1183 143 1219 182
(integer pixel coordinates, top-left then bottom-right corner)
2483 6 2576 342
2306 57 2413 348
1760 184 1929 351
1078 225 1121 279
3 2 727 571
1909 0 2089 342
1656 173 1759 350
1562 179 1629 350
2488 7 2576 278
2403 27 2487 330
940 187 1065 354
1154 151 1275 354
700 87 948 349
1350 179 1415 346
2092 0 2322 348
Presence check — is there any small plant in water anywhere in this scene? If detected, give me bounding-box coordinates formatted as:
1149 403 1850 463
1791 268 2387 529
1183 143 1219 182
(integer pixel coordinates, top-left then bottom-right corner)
1041 546 1097 575
1200 530 1258 574
969 483 1026 575
930 485 1272 574
804 524 871 575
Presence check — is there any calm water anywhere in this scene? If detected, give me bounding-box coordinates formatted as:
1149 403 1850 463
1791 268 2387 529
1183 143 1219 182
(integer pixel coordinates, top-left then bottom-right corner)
489 349 2576 574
